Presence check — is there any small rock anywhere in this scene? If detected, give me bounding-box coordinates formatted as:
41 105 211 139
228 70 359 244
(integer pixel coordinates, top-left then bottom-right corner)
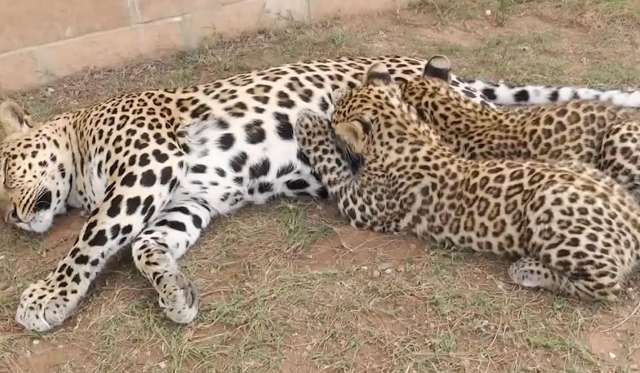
485 9 492 16
32 340 40 346
474 320 490 333
384 268 393 274
372 270 381 278
361 266 368 271
608 352 616 359
158 361 167 369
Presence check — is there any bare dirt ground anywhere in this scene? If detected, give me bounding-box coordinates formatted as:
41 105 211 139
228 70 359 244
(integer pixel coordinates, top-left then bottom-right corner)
2 0 640 372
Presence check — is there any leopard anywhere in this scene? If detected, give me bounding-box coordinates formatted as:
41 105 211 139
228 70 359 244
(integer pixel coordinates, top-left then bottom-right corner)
400 55 640 201
294 62 640 301
5 55 640 332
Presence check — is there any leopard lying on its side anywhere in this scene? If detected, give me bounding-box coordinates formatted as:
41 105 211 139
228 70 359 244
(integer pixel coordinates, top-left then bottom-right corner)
294 63 640 300
401 55 640 200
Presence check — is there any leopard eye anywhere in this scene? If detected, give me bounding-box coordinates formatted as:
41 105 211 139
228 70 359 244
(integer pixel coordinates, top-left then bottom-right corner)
355 118 372 136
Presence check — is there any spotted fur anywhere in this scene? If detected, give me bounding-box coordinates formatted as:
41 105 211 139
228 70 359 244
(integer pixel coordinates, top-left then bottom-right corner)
5 56 640 332
466 79 640 108
295 63 640 301
402 56 640 201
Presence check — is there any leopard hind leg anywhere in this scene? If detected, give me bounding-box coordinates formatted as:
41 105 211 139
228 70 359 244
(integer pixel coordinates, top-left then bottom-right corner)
508 257 621 301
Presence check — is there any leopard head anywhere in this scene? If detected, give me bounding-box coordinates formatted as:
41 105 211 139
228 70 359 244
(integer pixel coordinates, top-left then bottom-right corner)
0 100 70 233
331 63 426 170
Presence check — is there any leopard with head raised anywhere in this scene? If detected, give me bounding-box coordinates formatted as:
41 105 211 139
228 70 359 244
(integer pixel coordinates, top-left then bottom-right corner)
294 63 640 300
5 55 640 332
401 55 640 200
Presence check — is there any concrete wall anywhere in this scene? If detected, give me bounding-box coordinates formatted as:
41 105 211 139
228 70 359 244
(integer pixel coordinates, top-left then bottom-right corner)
0 0 410 92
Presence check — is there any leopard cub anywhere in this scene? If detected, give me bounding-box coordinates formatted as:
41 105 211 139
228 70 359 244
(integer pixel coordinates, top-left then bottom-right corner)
295 63 640 301
402 55 640 200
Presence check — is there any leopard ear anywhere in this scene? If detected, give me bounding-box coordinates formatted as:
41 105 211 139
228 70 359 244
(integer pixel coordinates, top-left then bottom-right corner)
423 55 451 82
334 119 368 155
0 99 33 140
364 62 392 86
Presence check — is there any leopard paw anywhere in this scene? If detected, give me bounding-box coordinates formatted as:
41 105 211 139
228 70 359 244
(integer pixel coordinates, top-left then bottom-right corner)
157 272 199 324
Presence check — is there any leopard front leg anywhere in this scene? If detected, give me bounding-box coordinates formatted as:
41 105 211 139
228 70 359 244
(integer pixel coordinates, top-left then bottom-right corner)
16 155 183 332
131 192 212 324
295 110 399 233
295 109 356 195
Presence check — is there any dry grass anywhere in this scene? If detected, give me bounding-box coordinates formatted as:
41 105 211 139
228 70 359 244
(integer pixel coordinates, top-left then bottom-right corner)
2 1 640 372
